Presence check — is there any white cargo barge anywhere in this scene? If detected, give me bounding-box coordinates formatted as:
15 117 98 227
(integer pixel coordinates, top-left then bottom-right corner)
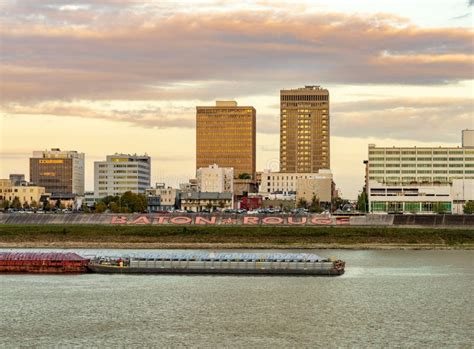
87 252 345 276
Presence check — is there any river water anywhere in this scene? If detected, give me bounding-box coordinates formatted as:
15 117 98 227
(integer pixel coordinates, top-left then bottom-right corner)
0 249 473 348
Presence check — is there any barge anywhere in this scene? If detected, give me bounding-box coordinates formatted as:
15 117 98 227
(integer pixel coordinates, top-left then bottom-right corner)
0 252 89 273
88 252 345 276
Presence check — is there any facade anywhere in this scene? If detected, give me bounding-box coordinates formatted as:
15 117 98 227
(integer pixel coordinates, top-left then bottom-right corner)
296 176 333 204
280 86 330 173
145 183 180 211
196 164 234 193
196 101 256 179
180 192 233 212
9 174 26 186
367 131 474 213
94 154 151 198
462 129 474 147
30 148 85 195
0 179 47 206
259 170 333 201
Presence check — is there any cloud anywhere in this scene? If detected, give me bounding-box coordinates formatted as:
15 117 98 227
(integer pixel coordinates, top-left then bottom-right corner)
332 97 473 142
0 6 472 103
1 102 196 129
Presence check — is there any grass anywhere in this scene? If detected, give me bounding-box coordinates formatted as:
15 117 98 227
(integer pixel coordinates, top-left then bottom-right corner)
0 225 473 248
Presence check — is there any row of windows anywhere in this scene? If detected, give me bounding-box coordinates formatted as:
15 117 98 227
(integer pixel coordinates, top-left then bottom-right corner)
370 157 473 162
281 95 328 101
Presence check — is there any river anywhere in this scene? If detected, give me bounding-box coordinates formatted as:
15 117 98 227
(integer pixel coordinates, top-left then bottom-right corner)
0 249 472 348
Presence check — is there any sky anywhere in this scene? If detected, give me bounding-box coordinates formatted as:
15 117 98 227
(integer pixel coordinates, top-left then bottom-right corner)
0 0 473 199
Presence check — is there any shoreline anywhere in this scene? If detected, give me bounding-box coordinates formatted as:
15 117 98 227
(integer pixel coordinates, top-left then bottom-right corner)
0 242 472 250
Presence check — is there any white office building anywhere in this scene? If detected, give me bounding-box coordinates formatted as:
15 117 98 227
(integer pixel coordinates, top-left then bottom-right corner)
196 164 234 193
94 154 151 198
367 130 474 213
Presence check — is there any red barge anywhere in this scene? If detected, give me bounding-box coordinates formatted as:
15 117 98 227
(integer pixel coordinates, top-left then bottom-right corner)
0 252 89 273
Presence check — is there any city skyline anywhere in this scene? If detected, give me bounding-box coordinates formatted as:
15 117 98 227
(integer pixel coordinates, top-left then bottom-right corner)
1 0 473 199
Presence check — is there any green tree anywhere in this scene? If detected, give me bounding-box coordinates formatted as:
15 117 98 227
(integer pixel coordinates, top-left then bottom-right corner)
109 202 120 213
308 195 322 213
30 200 38 210
55 199 62 209
2 200 10 210
238 173 251 180
433 202 447 214
43 200 51 211
11 197 22 210
23 201 30 210
95 201 107 213
357 190 368 212
463 201 474 214
81 203 91 213
297 198 308 209
120 191 134 212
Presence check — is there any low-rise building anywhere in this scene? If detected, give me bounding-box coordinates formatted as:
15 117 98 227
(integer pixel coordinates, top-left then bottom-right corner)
259 169 333 202
145 183 180 211
180 192 233 212
0 179 47 207
196 164 233 193
233 178 258 208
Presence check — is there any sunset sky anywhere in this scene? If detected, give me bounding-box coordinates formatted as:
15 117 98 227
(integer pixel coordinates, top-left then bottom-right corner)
0 0 473 199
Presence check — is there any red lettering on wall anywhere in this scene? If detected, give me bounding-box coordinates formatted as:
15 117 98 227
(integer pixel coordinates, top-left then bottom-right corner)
111 216 128 224
170 216 193 225
336 216 350 225
311 217 332 225
262 217 284 225
132 216 150 225
195 216 217 225
243 216 259 225
153 216 169 225
288 216 307 225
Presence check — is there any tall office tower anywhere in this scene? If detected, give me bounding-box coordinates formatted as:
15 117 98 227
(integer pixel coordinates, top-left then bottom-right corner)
94 154 151 198
30 148 85 195
196 101 256 179
280 86 330 173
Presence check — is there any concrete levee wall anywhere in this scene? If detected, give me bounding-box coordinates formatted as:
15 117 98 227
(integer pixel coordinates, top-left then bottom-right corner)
0 213 473 227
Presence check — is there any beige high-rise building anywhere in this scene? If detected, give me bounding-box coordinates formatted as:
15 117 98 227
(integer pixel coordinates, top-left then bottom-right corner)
280 86 330 173
196 101 256 179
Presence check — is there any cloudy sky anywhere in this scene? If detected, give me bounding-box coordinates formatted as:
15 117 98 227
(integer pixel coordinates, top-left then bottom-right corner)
0 0 473 198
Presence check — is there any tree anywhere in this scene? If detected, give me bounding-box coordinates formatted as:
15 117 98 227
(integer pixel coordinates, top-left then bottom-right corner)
238 173 251 180
30 200 38 210
11 197 22 210
109 202 120 213
308 195 322 213
81 203 91 213
23 201 30 210
219 201 226 209
2 200 10 210
433 202 447 214
55 199 62 209
43 200 51 211
95 201 107 213
463 201 474 214
297 198 308 209
357 190 368 212
206 202 213 211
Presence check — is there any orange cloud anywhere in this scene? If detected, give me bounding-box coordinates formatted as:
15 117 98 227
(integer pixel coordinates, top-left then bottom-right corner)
0 8 472 103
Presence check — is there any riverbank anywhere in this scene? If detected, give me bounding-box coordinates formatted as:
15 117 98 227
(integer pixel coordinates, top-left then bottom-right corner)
0 225 473 250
